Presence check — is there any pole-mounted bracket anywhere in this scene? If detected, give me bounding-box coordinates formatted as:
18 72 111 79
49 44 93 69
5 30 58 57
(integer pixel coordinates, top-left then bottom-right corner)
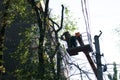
98 30 102 37
94 30 102 39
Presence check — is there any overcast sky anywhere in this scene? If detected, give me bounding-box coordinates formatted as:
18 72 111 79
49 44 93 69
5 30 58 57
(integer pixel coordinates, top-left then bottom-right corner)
89 0 120 64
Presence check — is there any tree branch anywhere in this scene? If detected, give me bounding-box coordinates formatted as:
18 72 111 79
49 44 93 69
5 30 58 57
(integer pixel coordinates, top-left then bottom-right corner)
44 0 49 17
49 18 60 32
68 63 92 80
57 5 64 32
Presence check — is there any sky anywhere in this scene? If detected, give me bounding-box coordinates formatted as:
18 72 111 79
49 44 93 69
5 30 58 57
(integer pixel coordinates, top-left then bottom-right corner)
89 0 120 64
49 0 120 79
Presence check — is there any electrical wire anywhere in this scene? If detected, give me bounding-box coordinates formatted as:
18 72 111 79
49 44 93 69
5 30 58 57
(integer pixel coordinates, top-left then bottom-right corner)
61 0 106 79
81 0 92 46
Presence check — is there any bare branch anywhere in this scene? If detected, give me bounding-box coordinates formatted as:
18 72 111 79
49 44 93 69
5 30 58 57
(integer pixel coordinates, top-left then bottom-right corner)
44 0 49 17
68 63 92 80
49 18 60 27
57 5 64 32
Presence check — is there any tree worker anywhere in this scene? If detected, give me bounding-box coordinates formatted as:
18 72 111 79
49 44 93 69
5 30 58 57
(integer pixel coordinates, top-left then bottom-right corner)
60 31 77 48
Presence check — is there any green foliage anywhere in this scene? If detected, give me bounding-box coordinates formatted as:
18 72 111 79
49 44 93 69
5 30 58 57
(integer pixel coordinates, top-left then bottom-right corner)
64 7 77 32
51 7 77 34
11 26 39 80
1 1 75 79
12 25 60 80
108 62 118 80
113 62 117 80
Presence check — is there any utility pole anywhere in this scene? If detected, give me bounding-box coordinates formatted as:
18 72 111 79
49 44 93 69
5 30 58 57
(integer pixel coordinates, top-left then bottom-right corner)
94 31 103 80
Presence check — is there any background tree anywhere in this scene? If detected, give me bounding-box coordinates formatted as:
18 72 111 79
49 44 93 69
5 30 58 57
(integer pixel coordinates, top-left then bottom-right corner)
0 0 37 79
0 0 78 80
108 62 118 80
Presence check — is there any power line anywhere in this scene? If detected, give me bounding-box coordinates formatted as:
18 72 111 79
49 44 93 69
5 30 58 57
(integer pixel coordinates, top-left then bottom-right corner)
81 0 92 45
